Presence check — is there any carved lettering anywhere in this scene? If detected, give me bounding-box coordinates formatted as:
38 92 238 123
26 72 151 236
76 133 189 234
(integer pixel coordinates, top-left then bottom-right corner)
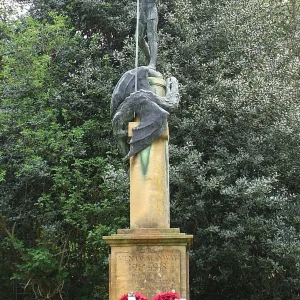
115 250 181 296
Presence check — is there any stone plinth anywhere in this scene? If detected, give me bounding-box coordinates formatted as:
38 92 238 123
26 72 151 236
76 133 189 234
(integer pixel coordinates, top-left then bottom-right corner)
129 124 169 229
103 228 193 300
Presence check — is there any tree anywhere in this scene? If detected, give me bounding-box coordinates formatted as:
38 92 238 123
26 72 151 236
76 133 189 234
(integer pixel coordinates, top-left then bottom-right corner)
156 0 300 299
0 10 128 300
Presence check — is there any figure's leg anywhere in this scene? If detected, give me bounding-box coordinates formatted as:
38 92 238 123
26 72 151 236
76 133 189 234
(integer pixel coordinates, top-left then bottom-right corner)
138 18 151 65
147 17 158 69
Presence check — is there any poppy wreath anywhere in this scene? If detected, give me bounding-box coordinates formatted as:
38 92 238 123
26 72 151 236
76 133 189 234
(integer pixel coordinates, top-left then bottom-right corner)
152 291 181 300
119 292 148 300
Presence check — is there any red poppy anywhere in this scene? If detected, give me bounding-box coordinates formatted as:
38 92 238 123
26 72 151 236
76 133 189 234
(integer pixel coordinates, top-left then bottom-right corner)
119 292 148 300
152 291 181 300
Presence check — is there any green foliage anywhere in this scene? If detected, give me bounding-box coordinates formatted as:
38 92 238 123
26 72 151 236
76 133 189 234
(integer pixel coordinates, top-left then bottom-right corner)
0 8 128 300
12 246 68 299
31 0 135 50
158 0 300 299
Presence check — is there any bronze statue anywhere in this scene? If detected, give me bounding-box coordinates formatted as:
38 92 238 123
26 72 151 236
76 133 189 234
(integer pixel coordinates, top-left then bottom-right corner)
111 67 179 159
110 1 180 159
139 0 158 70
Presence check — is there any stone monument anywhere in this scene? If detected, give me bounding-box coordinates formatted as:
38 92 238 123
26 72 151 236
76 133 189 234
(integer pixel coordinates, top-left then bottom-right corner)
103 2 193 299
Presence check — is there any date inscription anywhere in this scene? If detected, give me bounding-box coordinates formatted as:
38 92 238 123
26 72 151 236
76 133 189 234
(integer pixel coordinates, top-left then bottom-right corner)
115 249 181 296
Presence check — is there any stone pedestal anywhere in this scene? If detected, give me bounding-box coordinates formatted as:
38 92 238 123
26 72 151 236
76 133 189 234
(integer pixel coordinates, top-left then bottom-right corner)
103 229 193 300
129 124 169 229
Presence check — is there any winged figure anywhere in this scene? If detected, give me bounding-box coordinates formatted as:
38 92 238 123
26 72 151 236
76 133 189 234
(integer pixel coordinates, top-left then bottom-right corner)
111 66 179 159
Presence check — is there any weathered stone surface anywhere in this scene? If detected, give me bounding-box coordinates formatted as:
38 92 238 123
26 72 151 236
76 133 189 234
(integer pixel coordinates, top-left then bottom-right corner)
116 249 181 295
129 77 170 229
129 127 169 229
103 229 193 300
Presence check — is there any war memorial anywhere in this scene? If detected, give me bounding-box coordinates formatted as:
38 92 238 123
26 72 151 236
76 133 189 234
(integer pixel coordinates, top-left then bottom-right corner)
103 0 193 299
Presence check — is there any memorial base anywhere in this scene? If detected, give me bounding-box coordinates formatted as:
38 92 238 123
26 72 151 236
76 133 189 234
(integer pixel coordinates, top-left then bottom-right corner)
103 228 193 300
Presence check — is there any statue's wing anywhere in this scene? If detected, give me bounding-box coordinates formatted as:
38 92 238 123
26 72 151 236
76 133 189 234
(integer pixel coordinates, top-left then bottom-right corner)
112 90 169 159
129 99 168 158
110 66 152 117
